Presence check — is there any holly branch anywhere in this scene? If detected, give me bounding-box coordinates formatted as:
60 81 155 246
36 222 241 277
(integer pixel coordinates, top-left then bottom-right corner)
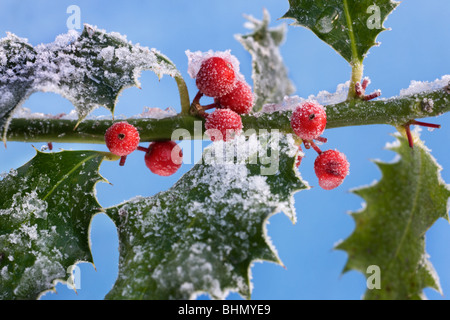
6 84 449 145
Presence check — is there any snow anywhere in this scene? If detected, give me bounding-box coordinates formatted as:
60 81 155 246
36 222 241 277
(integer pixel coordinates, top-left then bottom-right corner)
107 132 305 299
1 24 181 130
99 46 115 62
400 75 450 96
0 150 108 299
185 49 245 83
261 95 305 113
0 188 67 299
260 81 350 114
0 51 7 66
310 81 350 106
130 107 177 119
259 73 448 118
235 9 295 111
259 74 449 117
0 168 17 180
12 106 177 121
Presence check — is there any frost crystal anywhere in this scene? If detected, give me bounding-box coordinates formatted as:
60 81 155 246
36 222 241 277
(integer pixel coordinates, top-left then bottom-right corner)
185 49 244 83
260 81 350 114
310 81 350 105
0 150 106 299
130 107 177 119
261 95 305 113
1 24 183 141
236 9 295 111
12 106 177 121
400 75 450 96
106 133 307 300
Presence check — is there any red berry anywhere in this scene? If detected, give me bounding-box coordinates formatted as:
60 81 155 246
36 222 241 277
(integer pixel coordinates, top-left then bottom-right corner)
290 102 327 141
217 80 253 114
105 122 140 156
144 141 183 176
205 109 243 142
314 150 349 190
196 57 236 98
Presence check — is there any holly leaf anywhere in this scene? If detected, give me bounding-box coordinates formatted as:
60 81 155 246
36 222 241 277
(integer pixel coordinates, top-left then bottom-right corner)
337 132 450 299
0 34 37 145
236 9 295 112
282 0 399 64
105 133 307 299
0 150 116 299
0 24 188 143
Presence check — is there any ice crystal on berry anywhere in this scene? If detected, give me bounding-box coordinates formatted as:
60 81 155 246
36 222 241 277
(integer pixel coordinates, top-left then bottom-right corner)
314 150 349 190
144 141 183 176
205 109 243 142
290 101 327 141
195 57 236 98
218 80 254 114
104 122 140 157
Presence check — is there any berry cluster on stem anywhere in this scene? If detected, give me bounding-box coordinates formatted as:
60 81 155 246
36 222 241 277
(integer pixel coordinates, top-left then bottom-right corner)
98 54 445 182
104 121 183 176
290 101 349 190
190 55 254 142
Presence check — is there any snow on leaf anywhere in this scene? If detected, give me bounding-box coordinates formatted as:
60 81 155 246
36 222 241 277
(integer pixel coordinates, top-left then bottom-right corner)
236 9 295 112
336 132 450 300
105 133 307 300
0 25 187 143
0 150 113 299
0 33 37 145
282 0 399 64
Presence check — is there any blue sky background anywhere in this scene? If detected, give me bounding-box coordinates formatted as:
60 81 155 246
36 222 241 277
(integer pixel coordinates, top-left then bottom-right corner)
0 0 449 300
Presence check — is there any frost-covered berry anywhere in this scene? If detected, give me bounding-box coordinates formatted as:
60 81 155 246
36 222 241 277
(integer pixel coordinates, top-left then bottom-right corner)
314 150 349 190
205 109 243 142
104 122 140 156
290 101 327 141
217 80 253 114
196 57 236 97
144 141 183 176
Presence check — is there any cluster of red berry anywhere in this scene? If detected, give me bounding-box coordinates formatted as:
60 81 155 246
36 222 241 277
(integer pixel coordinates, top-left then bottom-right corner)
104 122 182 176
194 56 253 142
290 101 349 190
102 55 349 189
102 55 254 176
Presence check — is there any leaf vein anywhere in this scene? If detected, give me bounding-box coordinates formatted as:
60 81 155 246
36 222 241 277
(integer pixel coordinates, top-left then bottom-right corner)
42 154 98 201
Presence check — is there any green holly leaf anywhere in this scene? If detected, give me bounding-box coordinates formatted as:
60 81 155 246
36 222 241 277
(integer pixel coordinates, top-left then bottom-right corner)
43 24 184 121
282 0 399 65
105 133 307 299
0 24 188 143
337 132 450 300
0 34 37 145
0 150 116 300
236 9 295 112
